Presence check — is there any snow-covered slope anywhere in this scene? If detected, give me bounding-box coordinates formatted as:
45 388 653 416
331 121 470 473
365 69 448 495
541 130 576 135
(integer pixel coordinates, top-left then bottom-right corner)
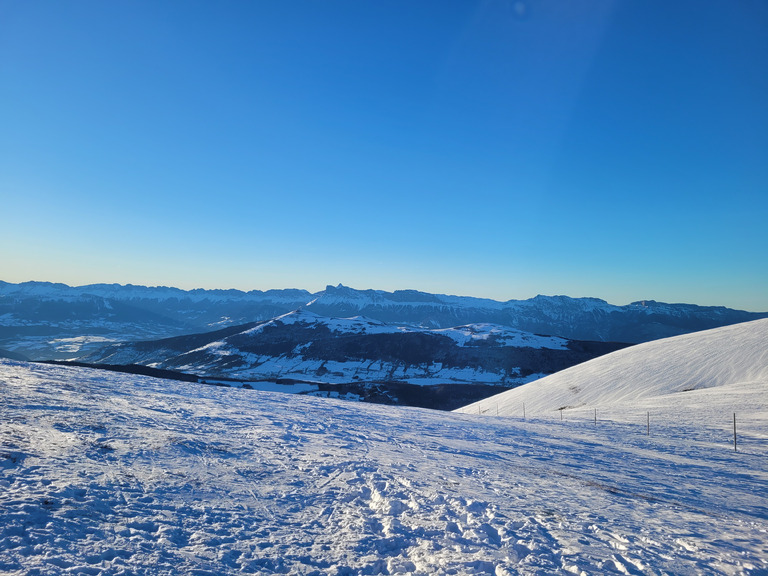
458 319 768 423
1 360 766 575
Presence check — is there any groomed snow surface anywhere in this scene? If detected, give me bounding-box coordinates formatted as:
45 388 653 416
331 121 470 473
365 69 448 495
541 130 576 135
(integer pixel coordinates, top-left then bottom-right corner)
458 318 768 426
2 355 767 575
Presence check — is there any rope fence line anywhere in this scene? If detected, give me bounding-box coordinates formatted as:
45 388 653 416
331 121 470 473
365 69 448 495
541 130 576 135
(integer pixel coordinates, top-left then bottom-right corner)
476 404 757 454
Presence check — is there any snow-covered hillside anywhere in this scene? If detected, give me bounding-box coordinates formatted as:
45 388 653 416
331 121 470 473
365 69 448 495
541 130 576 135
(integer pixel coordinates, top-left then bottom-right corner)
1 360 766 575
458 319 768 427
81 310 625 410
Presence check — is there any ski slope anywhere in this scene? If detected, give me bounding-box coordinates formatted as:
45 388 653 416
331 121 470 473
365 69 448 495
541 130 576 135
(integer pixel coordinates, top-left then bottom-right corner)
1 359 767 575
458 319 768 430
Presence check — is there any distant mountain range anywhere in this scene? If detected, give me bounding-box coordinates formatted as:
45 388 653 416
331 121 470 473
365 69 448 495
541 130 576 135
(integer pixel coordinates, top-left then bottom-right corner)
2 280 766 361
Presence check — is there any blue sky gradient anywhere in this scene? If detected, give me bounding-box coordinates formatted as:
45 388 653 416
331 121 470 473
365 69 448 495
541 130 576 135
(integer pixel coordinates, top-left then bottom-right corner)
1 1 767 310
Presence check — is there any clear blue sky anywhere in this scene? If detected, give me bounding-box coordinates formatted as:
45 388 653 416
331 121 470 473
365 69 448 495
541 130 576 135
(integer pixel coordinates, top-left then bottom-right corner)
1 1 767 310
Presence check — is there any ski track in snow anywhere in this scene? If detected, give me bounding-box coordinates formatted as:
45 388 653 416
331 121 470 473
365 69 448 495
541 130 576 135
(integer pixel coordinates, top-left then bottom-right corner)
1 360 767 575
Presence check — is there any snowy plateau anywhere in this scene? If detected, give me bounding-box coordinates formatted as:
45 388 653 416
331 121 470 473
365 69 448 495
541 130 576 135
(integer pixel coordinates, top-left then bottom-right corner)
1 319 767 575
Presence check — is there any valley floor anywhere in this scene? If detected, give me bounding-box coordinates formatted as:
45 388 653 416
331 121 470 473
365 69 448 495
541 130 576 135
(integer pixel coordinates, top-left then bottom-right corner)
1 360 766 575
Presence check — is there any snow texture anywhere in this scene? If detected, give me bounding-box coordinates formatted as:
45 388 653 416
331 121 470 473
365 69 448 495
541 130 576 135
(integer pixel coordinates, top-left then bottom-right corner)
1 355 766 575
